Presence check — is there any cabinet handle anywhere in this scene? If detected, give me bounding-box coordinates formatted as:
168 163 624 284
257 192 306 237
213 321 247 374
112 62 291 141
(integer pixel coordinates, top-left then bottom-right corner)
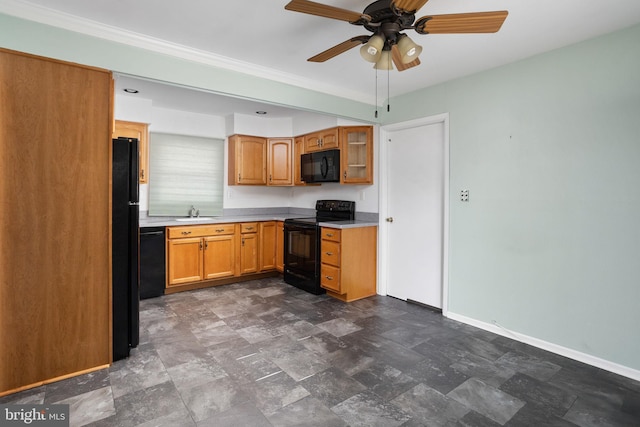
216 228 225 233
343 171 347 179
325 252 333 256
326 233 334 237
181 231 192 235
245 226 254 230
242 238 245 246
269 174 272 182
141 169 145 180
238 173 241 181
325 276 333 280
204 241 208 250
199 241 203 250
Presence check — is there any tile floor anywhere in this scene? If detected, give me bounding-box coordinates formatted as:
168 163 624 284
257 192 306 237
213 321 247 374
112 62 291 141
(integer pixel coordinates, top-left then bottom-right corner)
2 277 639 426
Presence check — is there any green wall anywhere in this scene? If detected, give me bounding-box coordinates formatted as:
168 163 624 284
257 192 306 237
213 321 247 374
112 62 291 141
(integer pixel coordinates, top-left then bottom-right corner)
2 11 639 372
385 24 640 371
0 13 374 122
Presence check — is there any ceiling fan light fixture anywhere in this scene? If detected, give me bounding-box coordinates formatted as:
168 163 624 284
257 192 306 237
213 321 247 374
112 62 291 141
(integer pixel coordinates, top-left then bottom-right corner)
396 34 423 63
359 34 385 63
373 49 393 70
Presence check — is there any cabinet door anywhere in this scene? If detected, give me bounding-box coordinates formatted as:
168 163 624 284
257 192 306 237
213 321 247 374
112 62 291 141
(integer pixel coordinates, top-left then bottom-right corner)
114 120 149 184
293 137 305 185
340 126 373 184
203 235 236 279
240 232 258 274
321 264 341 293
167 237 203 286
259 221 277 271
318 128 339 150
267 138 293 186
228 135 267 185
275 221 284 272
304 128 339 152
304 131 322 152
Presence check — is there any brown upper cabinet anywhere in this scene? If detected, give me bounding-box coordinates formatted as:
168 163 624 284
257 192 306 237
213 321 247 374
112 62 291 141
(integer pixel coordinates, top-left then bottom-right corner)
228 125 373 186
267 138 293 186
340 126 374 184
228 134 267 185
304 127 339 153
229 135 294 186
293 136 306 186
113 120 149 184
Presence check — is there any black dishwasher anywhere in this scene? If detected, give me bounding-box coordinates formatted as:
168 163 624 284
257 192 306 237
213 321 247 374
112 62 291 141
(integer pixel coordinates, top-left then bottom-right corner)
139 227 166 299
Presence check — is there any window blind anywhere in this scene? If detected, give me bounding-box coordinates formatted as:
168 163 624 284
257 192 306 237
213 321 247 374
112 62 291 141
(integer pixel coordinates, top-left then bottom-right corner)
148 133 224 217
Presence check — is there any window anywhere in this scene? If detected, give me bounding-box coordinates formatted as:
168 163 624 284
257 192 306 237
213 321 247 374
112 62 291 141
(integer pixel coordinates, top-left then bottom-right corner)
148 133 224 216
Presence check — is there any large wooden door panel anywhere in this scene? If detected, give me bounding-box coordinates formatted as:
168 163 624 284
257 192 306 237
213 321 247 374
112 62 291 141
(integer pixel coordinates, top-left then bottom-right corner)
0 49 112 394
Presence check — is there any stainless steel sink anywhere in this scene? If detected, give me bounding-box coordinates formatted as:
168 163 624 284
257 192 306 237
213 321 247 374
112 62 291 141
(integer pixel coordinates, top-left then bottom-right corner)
175 217 213 222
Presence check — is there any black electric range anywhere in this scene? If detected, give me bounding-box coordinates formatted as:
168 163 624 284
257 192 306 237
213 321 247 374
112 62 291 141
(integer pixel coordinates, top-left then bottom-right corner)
283 200 355 294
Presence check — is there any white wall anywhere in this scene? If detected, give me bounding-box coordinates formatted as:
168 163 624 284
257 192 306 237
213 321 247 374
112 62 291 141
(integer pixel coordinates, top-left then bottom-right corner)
115 96 380 214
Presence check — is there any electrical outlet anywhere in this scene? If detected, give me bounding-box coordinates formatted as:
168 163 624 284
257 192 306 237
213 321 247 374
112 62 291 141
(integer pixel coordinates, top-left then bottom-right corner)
460 190 469 202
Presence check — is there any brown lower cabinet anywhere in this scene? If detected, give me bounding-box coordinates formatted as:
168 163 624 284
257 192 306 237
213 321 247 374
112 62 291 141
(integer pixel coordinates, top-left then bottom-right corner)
275 221 285 272
320 226 377 302
166 221 279 292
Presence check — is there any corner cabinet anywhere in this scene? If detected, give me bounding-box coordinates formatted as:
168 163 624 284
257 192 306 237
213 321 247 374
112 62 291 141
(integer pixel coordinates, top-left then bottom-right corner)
113 120 149 184
166 221 280 293
228 134 267 185
340 126 373 184
293 136 306 186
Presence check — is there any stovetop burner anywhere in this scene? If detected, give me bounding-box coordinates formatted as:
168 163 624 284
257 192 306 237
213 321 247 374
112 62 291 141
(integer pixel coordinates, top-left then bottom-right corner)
286 200 356 224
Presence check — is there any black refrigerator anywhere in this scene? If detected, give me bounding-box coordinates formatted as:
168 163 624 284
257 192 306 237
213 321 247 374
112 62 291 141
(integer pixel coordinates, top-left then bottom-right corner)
112 137 140 361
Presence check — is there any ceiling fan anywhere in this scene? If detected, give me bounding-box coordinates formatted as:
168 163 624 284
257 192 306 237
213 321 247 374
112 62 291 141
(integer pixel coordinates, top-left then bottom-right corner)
284 0 508 71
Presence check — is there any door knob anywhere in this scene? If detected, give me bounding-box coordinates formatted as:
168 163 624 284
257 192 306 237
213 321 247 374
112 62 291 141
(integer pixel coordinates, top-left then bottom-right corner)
386 217 394 223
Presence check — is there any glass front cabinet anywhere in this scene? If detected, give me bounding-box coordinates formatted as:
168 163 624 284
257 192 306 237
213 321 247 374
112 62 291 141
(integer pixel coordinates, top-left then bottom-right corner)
340 126 373 184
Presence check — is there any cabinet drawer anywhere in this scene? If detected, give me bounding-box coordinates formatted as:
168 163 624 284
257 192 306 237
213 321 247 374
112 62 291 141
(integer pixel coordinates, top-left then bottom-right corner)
321 240 340 267
168 224 234 239
241 222 258 233
321 228 341 242
320 264 341 293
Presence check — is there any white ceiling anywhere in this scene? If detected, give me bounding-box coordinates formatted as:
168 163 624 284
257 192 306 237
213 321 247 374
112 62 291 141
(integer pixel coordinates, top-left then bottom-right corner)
4 0 640 117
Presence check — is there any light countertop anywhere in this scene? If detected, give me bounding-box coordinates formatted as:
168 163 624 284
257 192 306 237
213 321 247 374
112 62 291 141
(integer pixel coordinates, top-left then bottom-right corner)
140 215 378 229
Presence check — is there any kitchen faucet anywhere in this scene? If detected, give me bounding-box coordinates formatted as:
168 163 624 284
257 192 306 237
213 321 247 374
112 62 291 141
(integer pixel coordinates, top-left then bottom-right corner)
189 205 197 218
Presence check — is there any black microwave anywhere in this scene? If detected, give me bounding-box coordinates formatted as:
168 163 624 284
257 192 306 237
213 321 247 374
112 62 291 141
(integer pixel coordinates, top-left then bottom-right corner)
301 149 341 183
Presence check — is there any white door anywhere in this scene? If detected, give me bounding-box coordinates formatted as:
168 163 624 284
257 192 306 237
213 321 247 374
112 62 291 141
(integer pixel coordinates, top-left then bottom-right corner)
385 120 446 308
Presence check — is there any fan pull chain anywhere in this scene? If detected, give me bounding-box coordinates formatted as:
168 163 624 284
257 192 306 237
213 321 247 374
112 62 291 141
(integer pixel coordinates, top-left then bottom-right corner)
387 67 391 112
375 68 379 119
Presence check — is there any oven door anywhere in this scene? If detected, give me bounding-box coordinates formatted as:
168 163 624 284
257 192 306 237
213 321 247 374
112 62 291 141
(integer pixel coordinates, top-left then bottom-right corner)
283 220 323 294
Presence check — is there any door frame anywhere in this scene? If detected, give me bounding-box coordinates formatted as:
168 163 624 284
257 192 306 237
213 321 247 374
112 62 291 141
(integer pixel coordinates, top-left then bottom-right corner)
378 113 450 316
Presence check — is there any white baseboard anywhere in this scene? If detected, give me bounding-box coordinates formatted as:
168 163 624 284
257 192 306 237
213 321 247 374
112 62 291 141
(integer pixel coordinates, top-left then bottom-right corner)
446 311 640 382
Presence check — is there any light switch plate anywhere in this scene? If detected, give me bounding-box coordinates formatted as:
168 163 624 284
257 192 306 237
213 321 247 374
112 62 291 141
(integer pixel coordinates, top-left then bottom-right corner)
460 190 469 202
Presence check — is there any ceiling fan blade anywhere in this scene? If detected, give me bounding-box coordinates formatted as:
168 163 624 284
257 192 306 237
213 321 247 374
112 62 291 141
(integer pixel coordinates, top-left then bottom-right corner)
285 0 370 23
416 11 508 34
308 36 369 62
391 0 430 14
391 45 421 71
